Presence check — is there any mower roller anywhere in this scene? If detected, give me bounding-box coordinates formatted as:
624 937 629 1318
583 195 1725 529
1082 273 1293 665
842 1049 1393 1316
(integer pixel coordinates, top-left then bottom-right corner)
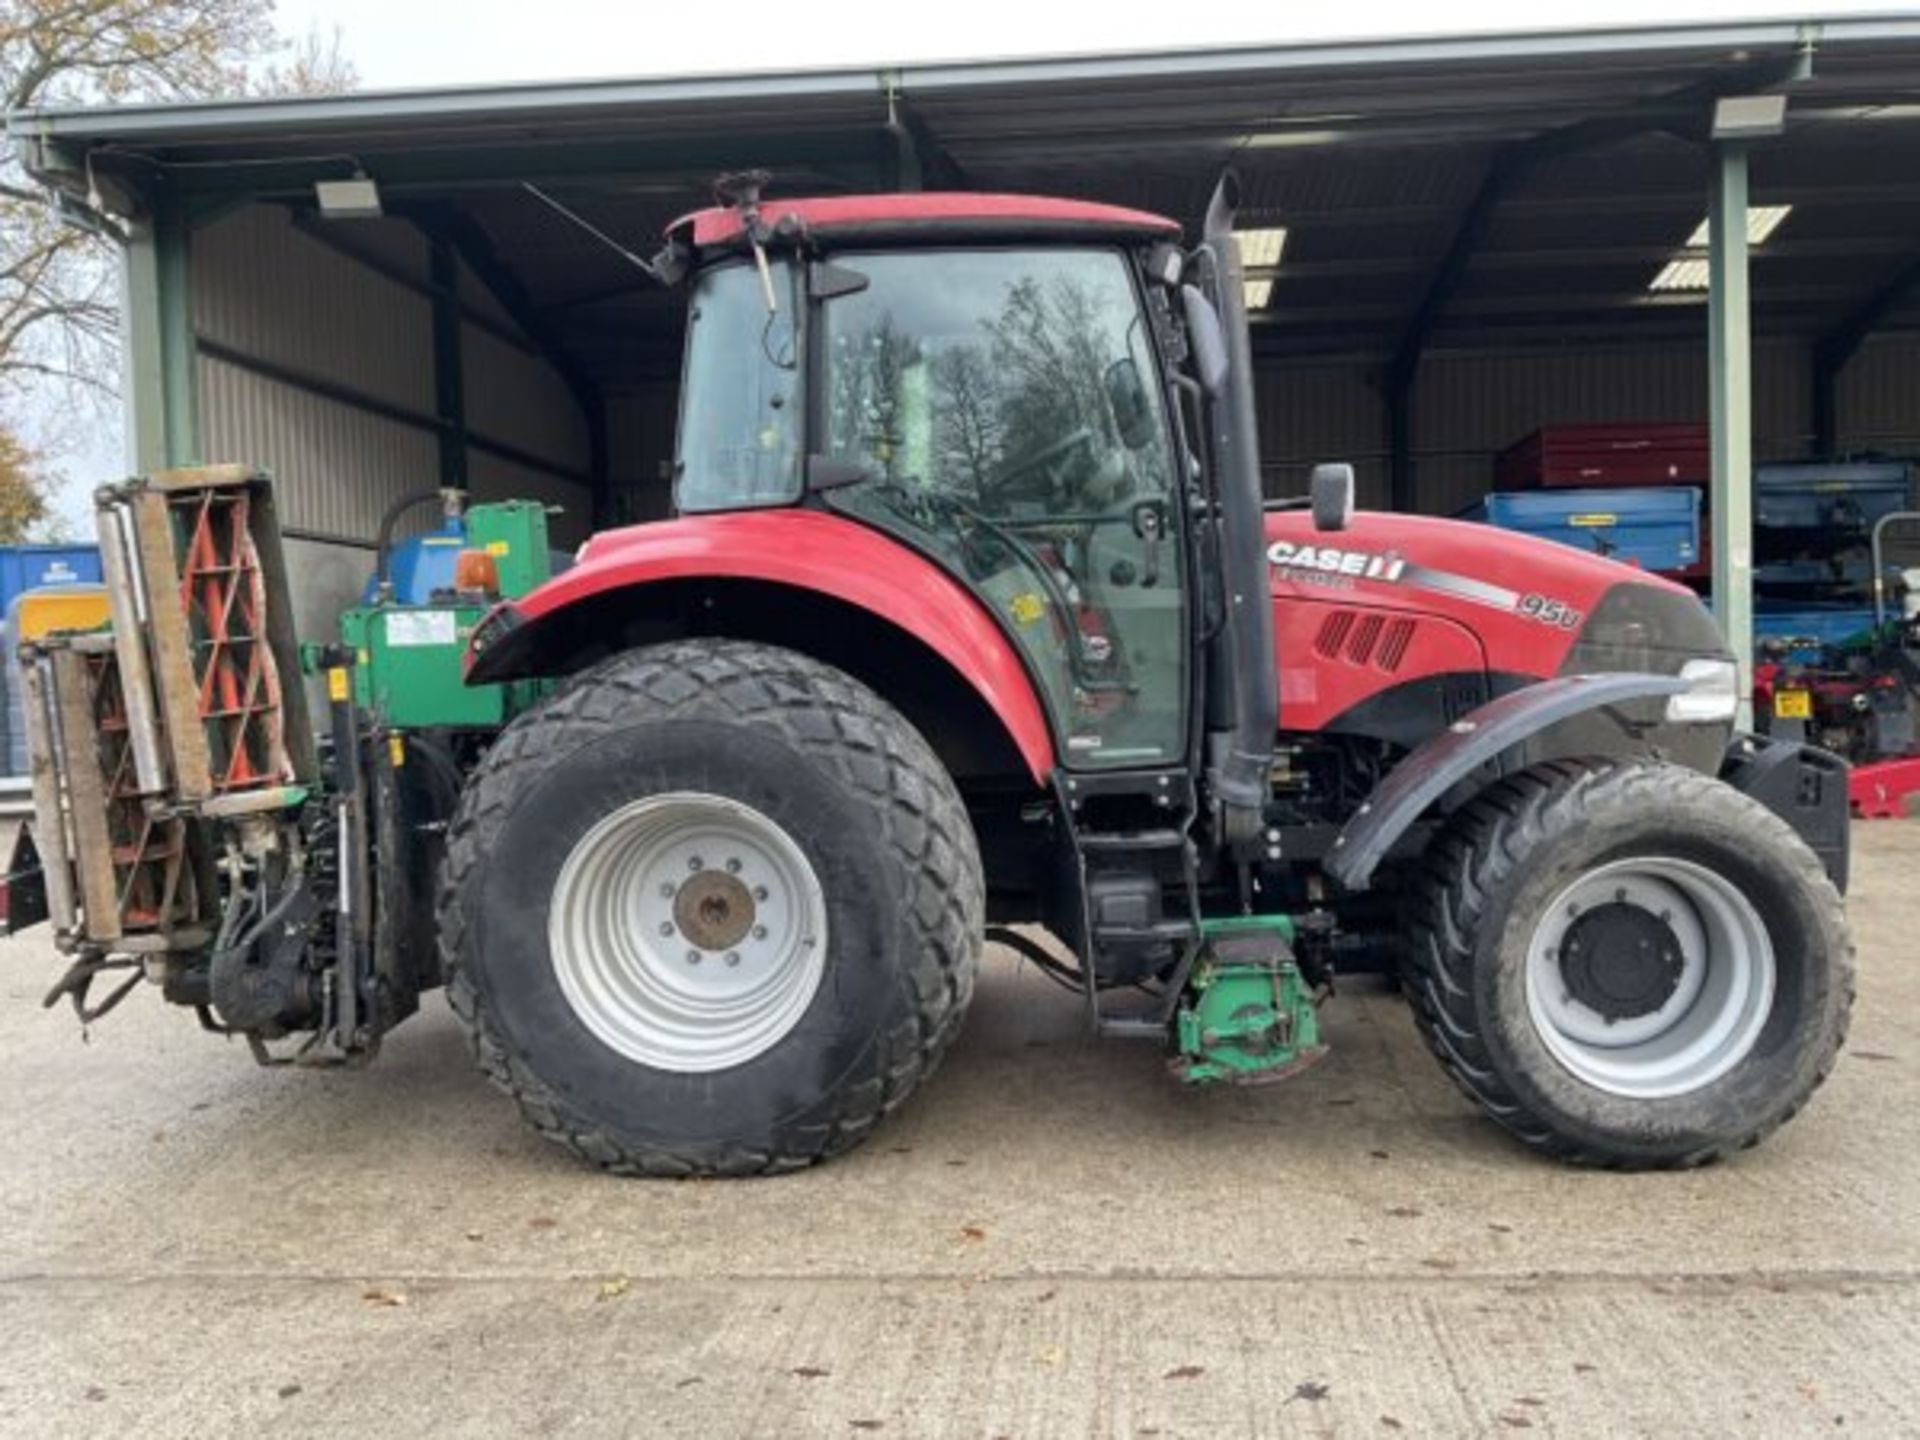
8 175 1854 1173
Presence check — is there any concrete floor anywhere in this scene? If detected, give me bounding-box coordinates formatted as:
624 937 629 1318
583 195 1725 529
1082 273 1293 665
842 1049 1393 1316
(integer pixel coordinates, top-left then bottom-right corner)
2 827 1917 1438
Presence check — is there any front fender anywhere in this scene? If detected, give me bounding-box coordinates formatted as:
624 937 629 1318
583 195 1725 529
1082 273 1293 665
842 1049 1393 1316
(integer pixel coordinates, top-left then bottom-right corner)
1323 672 1690 892
465 510 1056 783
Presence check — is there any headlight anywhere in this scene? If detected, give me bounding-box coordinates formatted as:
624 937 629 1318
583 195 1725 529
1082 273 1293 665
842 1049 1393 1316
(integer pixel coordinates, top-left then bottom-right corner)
1666 657 1740 723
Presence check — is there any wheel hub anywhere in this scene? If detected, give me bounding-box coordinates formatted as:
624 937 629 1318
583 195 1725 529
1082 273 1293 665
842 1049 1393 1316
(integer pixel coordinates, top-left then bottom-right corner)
1559 901 1685 1023
547 792 828 1073
674 870 756 952
1524 857 1776 1100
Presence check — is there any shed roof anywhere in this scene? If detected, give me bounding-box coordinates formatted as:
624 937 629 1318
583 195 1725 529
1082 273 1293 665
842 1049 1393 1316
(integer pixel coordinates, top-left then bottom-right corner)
12 16 1920 381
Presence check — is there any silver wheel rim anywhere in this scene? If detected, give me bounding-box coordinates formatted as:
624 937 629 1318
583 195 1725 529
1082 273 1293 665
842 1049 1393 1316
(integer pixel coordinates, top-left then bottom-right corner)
1524 856 1775 1099
548 792 828 1073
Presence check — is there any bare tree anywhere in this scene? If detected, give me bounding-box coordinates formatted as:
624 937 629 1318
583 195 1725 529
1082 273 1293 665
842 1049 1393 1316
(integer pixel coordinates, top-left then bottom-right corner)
0 1 355 526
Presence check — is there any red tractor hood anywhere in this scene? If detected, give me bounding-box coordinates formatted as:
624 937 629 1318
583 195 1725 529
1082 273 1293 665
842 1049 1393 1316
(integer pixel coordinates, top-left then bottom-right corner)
1262 508 1724 734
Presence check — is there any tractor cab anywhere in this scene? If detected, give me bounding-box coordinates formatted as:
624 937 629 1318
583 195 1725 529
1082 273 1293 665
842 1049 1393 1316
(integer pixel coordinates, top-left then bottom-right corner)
667 192 1205 773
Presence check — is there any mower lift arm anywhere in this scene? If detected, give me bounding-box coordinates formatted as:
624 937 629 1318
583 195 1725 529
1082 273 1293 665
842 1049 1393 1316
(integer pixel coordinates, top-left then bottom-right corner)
1323 672 1689 892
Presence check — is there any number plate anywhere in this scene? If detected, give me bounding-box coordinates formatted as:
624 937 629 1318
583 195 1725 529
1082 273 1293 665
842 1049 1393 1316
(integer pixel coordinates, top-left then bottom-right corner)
1773 689 1813 720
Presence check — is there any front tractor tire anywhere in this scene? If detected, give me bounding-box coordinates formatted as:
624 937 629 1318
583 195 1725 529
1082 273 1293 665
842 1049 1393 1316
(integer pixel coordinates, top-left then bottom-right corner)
439 640 984 1176
1403 759 1853 1169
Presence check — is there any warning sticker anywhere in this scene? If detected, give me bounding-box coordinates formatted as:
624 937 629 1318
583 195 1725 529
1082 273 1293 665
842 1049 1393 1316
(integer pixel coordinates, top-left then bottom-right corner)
385 610 458 647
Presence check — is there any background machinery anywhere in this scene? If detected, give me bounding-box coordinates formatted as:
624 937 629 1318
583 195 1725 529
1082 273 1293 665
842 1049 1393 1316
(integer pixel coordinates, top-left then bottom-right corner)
8 179 1854 1175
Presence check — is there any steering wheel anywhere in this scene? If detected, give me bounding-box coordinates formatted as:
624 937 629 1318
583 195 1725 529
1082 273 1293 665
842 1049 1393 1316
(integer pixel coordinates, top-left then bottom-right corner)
991 426 1096 499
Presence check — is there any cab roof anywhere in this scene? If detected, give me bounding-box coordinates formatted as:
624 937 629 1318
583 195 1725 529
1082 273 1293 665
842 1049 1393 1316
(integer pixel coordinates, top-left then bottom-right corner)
672 193 1183 253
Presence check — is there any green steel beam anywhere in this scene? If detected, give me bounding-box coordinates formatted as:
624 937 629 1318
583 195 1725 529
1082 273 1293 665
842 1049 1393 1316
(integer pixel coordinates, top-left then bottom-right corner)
1708 142 1754 730
156 131 887 200
121 199 198 471
428 233 467 491
156 202 198 466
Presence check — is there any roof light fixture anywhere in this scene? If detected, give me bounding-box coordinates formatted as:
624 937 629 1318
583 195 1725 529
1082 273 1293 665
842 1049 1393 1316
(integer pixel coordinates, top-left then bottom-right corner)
1243 278 1274 310
315 174 382 220
1711 93 1789 142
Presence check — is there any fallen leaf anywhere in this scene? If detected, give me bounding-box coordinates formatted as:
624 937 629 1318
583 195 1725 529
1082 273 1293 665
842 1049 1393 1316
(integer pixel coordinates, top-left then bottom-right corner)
792 1366 832 1379
597 1276 631 1302
277 1384 302 1400
1037 1345 1066 1368
464 1230 484 1243
1035 1289 1057 1304
1368 1149 1390 1160
1289 1381 1332 1403
849 1421 885 1432
960 1225 987 1243
674 1378 703 1390
945 1159 968 1168
1488 1222 1514 1234
1572 1363 1598 1375
1852 1051 1896 1063
361 1287 408 1308
1380 1419 1405 1432
1419 1258 1459 1271
1516 1396 1546 1407
1164 1365 1205 1381
84 1386 107 1403
1385 1206 1422 1218
1498 1415 1534 1429
527 1216 558 1230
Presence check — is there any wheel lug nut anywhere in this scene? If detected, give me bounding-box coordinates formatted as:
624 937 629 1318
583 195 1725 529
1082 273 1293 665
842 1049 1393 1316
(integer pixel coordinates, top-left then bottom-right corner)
726 857 742 874
660 883 676 898
686 950 701 965
688 856 704 871
752 925 768 940
725 951 740 967
659 922 675 936
754 886 769 901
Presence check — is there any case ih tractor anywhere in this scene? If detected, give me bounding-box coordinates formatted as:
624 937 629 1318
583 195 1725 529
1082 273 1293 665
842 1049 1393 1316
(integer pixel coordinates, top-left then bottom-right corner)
9 178 1853 1175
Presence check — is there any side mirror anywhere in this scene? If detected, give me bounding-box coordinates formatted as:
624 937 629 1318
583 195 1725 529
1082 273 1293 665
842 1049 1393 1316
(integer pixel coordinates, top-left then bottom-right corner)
1104 358 1154 451
1310 462 1355 532
1178 285 1229 398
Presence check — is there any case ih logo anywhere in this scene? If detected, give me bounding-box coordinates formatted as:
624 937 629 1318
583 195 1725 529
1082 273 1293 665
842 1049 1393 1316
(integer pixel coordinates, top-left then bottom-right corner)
1266 540 1407 582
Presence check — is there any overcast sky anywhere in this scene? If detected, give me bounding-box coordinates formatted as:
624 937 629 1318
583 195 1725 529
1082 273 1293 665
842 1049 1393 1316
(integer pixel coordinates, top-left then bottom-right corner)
270 0 1915 89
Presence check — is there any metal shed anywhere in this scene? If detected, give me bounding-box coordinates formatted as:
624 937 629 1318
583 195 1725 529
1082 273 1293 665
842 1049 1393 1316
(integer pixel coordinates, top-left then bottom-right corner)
10 15 1920 681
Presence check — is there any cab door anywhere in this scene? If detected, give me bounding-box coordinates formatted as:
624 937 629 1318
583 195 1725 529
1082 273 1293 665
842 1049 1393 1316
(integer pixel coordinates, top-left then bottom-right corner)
817 247 1187 769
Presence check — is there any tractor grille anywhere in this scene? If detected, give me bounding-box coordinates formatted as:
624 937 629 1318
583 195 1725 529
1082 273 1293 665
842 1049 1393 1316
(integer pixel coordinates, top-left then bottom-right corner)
1313 610 1417 672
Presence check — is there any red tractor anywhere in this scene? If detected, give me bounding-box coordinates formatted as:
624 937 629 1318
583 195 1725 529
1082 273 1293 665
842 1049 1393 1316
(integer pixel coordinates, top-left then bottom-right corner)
13 178 1854 1176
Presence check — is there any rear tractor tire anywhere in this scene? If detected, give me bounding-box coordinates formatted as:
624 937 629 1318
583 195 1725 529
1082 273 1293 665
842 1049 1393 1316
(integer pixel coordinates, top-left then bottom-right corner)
439 640 984 1176
1402 758 1852 1168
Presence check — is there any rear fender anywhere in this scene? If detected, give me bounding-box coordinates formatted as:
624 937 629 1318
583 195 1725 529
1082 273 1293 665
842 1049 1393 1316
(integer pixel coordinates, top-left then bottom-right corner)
466 510 1056 784
1323 672 1690 892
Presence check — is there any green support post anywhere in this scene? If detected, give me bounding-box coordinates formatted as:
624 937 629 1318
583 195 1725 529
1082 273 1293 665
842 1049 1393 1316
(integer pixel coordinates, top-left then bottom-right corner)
428 233 467 491
1707 143 1755 730
121 200 198 471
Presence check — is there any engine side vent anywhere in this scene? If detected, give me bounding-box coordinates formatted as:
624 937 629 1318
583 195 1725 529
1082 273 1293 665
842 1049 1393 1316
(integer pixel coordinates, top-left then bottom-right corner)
1377 617 1417 672
1314 609 1420 672
1345 613 1385 666
1314 610 1354 659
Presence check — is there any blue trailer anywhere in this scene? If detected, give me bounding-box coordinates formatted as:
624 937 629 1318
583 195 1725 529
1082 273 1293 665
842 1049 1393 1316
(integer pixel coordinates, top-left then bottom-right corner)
1460 486 1701 575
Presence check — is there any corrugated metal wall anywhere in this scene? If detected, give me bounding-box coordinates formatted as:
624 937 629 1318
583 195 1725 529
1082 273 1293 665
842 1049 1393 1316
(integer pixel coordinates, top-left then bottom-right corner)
193 206 435 423
461 323 590 482
1255 336 1856 516
1839 334 1920 452
193 204 594 548
606 382 679 523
